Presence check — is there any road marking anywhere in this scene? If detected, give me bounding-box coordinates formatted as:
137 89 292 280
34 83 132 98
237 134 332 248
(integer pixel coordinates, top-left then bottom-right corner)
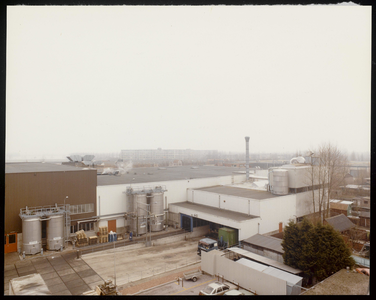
170 278 216 295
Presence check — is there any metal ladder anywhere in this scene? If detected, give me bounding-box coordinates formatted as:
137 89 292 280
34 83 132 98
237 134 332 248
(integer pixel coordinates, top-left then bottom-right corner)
65 204 71 243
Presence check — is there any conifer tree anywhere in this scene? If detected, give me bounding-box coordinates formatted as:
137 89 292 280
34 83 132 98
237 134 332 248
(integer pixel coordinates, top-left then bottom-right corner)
282 218 355 284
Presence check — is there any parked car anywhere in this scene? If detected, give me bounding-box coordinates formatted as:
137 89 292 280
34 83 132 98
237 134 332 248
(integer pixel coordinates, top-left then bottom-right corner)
199 282 231 295
224 289 255 296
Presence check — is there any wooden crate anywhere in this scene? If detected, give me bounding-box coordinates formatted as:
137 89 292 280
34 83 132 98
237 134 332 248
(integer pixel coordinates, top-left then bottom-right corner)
77 237 88 246
89 236 98 245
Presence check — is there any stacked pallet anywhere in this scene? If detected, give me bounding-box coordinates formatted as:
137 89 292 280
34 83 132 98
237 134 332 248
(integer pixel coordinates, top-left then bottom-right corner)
98 226 108 243
76 230 88 246
89 236 98 245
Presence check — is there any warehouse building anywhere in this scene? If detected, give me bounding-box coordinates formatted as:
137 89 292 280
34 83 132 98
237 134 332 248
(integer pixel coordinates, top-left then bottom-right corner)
4 163 97 254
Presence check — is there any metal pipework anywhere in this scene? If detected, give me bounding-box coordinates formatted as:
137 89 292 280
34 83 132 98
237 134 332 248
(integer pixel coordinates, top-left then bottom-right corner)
245 136 250 181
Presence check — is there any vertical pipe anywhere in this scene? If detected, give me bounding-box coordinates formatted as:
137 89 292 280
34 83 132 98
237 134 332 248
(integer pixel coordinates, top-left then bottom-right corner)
245 136 250 181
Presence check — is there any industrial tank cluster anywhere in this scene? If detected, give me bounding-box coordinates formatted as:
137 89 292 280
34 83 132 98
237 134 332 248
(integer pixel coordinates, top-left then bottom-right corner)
19 205 66 255
125 186 166 236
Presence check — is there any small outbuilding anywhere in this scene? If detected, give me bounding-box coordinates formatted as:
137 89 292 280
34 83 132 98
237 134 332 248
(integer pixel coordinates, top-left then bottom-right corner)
324 214 356 234
242 234 284 263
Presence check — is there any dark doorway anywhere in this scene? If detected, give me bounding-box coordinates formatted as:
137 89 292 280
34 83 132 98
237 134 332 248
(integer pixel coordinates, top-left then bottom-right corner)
181 214 192 232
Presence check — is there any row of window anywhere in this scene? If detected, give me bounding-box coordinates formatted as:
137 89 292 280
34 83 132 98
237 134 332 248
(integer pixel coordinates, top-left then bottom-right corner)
70 222 95 234
69 203 94 215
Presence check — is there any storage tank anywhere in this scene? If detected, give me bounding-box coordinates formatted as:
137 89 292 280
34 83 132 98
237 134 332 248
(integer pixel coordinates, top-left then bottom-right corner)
134 193 147 235
150 192 164 232
22 217 42 255
46 214 64 250
271 169 289 195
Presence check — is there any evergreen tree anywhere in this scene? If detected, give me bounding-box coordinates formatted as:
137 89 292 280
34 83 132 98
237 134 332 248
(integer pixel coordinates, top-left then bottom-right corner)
281 220 301 269
282 218 355 284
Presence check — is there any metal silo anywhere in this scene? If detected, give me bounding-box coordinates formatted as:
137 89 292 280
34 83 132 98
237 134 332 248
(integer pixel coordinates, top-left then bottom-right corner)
134 193 147 235
46 214 64 250
150 192 164 231
22 217 42 255
271 169 289 195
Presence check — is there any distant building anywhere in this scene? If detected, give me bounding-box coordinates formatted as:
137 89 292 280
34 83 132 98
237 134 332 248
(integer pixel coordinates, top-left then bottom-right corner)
120 148 218 162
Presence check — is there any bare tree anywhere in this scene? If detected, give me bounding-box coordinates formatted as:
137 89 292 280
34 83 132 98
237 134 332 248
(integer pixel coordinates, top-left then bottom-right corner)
305 143 349 221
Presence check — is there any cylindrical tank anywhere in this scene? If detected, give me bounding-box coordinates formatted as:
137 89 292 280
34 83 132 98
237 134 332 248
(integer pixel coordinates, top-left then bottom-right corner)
22 217 42 255
46 214 64 250
150 192 164 231
134 193 147 235
271 169 289 195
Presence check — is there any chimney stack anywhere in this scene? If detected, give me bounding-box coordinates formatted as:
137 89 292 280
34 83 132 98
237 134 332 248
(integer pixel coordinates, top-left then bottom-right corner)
245 136 250 181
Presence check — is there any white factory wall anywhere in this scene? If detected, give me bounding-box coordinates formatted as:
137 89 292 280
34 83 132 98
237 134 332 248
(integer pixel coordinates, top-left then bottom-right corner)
295 190 321 217
258 194 297 235
96 174 245 216
188 190 260 216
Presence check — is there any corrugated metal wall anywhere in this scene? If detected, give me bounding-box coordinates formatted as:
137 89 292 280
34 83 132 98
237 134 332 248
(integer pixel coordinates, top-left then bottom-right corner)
4 170 97 233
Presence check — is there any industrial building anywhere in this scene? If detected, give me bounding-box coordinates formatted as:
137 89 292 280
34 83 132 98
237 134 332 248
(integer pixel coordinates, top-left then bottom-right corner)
5 137 324 257
97 139 323 243
120 148 218 162
4 163 97 254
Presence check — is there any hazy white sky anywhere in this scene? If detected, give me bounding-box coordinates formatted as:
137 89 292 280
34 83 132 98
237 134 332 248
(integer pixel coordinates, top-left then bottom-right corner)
6 5 371 159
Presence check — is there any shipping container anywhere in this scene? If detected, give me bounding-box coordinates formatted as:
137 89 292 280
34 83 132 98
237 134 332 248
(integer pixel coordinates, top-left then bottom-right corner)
218 227 238 248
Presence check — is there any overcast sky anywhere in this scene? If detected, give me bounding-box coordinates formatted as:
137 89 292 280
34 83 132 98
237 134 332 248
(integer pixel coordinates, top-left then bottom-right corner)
6 5 371 160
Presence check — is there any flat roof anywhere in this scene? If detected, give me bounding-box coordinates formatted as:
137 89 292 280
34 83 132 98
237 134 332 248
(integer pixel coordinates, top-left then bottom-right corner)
227 247 302 275
301 269 369 295
169 202 258 222
5 162 93 174
193 185 279 200
243 234 283 253
97 166 245 186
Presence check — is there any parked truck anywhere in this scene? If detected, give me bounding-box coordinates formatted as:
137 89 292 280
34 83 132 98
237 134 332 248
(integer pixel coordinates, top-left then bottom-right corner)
197 238 218 256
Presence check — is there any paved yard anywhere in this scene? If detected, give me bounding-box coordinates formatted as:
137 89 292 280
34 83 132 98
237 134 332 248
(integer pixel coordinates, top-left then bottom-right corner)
4 252 103 295
82 237 202 290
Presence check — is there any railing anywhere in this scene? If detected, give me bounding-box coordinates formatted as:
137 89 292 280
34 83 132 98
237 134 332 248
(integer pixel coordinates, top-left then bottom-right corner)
20 204 66 217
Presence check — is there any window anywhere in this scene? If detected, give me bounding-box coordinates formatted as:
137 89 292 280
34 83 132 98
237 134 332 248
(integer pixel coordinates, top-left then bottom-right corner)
69 203 94 215
9 234 16 244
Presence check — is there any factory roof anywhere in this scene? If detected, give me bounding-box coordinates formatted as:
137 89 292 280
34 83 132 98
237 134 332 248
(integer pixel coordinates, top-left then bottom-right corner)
193 185 280 200
5 162 93 174
97 166 245 186
242 234 284 254
227 247 302 274
169 202 258 222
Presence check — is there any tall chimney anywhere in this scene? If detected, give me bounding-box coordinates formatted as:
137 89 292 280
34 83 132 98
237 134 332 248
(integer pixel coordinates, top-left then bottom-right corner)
245 136 250 181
